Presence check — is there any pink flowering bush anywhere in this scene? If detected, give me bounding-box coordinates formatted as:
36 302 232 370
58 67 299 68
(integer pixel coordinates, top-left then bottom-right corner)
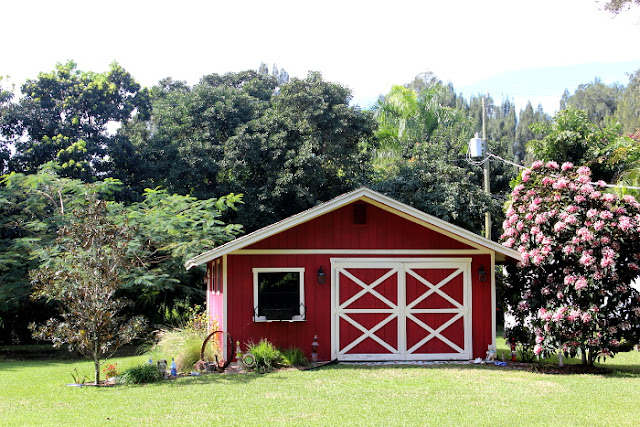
501 162 640 365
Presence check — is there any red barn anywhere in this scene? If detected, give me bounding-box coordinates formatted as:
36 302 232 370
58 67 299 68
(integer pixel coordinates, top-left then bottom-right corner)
186 187 520 362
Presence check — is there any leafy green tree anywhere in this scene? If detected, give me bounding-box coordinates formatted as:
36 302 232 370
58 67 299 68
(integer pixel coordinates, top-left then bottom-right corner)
0 61 150 181
115 189 243 308
528 108 622 182
121 71 276 199
0 165 242 340
222 72 375 231
515 102 550 165
30 198 147 384
561 78 623 128
616 69 640 134
0 164 121 341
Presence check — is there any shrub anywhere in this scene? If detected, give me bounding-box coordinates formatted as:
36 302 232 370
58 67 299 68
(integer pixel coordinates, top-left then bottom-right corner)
150 306 219 372
119 364 162 384
281 347 309 367
246 339 282 372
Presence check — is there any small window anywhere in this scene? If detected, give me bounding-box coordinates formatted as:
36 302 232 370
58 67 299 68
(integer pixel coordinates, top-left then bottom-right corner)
253 268 305 322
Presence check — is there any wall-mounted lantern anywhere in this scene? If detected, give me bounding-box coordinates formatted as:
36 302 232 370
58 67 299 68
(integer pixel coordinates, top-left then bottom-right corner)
478 264 487 283
317 266 326 284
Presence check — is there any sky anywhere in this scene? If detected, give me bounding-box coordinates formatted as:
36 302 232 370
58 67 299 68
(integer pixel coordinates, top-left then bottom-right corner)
3 0 640 114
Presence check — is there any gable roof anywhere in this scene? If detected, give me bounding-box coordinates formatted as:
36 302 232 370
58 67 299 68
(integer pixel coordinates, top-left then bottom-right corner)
185 187 521 269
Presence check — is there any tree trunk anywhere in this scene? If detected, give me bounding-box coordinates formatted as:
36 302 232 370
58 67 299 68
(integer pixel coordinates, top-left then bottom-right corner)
580 344 587 365
94 341 100 385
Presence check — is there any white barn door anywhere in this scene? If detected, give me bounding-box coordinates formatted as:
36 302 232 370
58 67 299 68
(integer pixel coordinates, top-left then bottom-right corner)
332 258 472 361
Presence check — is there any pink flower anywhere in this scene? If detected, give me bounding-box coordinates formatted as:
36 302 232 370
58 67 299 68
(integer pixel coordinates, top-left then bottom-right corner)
561 162 574 171
564 275 577 285
520 233 530 243
581 184 594 194
534 344 543 355
512 184 525 195
618 216 633 231
554 222 566 233
532 254 545 265
567 309 581 321
615 206 627 215
577 166 591 176
535 213 548 224
503 238 515 248
581 312 592 323
553 178 570 190
602 193 617 203
532 160 544 170
542 176 556 186
580 252 595 266
567 205 579 213
575 277 588 290
594 220 605 231
574 194 587 203
546 161 559 170
586 209 598 218
577 175 591 184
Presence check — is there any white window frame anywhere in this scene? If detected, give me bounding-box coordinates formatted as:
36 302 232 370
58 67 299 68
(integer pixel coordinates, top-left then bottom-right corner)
253 268 305 322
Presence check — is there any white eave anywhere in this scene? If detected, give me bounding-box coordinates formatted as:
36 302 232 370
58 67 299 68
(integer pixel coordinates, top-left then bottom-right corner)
185 187 522 269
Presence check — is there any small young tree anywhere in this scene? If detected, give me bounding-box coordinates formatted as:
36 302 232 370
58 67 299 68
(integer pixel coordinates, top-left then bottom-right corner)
30 197 146 384
501 161 640 365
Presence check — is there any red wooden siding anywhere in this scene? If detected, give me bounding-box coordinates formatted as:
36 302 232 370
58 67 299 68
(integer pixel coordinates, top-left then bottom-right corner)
222 253 494 361
246 203 475 250
225 254 332 360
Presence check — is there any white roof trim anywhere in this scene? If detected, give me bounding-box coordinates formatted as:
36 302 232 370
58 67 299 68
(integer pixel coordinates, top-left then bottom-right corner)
185 187 521 269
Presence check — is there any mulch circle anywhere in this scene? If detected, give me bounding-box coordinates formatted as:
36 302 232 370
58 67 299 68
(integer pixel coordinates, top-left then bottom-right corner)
490 361 611 375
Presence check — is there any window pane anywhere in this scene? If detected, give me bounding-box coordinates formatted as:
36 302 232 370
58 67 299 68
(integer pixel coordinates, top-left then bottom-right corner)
257 272 300 318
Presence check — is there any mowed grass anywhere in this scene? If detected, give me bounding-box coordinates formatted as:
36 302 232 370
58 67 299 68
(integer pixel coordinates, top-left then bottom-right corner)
1 348 639 427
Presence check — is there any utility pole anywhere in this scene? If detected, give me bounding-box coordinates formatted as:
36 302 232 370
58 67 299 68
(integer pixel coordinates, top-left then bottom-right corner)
482 97 491 240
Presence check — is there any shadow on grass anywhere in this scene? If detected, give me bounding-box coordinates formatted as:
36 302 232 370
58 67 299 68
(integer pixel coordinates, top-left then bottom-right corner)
310 359 640 378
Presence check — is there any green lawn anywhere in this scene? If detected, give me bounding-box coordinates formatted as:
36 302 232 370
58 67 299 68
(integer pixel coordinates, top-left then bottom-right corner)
1 349 639 426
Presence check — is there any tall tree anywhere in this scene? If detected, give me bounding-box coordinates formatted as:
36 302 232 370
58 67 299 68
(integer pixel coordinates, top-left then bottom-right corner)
528 108 622 182
515 102 550 165
121 71 277 199
222 71 376 231
562 78 623 128
616 69 640 134
0 61 150 181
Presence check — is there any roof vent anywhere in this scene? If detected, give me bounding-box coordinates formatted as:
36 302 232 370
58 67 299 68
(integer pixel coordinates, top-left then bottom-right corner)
353 203 367 225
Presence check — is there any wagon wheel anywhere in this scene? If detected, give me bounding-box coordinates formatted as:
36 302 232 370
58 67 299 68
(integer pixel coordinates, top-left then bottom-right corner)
200 331 234 370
